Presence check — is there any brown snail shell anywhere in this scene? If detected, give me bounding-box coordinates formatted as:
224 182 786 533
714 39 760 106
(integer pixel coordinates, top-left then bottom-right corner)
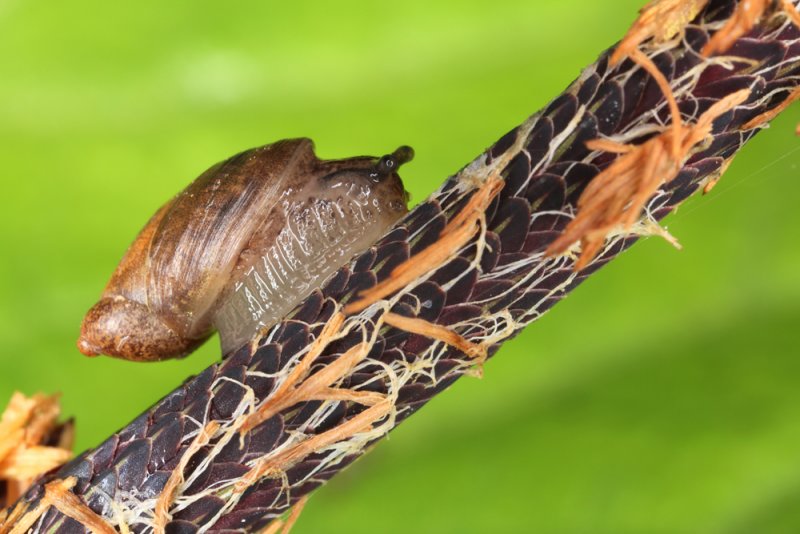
78 138 412 362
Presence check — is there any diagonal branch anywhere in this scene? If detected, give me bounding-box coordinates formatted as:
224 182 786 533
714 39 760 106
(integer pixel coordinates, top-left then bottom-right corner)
4 0 800 532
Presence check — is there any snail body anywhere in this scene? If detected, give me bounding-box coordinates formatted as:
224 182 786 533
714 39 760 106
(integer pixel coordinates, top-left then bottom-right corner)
78 138 412 361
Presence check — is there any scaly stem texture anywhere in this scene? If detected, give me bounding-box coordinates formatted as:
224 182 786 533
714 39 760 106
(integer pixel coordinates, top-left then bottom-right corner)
6 1 800 532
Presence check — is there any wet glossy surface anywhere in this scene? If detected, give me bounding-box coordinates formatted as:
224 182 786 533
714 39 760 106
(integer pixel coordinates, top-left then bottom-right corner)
78 139 410 360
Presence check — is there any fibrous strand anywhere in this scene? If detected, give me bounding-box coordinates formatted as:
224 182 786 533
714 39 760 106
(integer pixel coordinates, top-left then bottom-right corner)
4 1 800 532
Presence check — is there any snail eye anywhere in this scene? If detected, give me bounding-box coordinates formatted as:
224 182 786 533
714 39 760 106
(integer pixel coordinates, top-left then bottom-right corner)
377 155 397 175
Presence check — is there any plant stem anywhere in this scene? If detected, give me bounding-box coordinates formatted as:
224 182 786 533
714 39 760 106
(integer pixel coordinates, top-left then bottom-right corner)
4 1 800 532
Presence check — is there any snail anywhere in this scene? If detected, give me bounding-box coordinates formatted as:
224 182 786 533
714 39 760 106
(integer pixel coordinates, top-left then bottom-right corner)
77 138 413 362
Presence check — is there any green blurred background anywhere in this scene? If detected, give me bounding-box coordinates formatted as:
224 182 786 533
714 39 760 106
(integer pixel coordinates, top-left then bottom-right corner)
1 0 799 532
